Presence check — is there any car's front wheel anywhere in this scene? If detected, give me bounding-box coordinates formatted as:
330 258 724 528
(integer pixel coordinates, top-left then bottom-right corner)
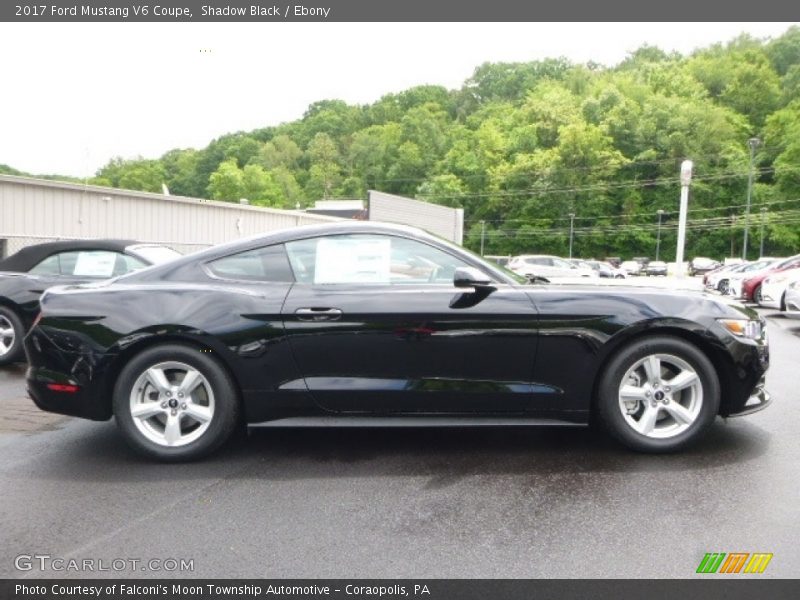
596 336 720 452
753 284 763 304
0 307 25 366
113 344 239 461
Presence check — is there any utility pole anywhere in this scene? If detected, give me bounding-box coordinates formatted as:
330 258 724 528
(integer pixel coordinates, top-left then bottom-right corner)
760 207 767 258
568 213 575 259
656 209 665 261
676 160 693 275
479 220 486 256
742 137 761 260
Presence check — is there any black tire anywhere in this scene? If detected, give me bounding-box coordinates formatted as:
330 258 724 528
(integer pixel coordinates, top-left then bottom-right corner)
0 306 25 366
113 343 240 461
753 284 763 304
717 279 728 293
780 293 786 312
596 335 720 453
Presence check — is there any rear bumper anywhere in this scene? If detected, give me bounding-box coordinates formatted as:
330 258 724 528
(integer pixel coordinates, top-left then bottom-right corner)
759 285 783 308
24 327 112 421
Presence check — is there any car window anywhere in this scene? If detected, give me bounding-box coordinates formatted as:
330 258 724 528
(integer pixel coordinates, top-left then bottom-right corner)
552 258 573 269
29 250 138 278
28 254 61 275
206 244 294 282
526 257 550 266
285 234 472 285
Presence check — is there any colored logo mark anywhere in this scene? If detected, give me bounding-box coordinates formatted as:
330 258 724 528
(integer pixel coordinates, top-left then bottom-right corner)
696 552 773 574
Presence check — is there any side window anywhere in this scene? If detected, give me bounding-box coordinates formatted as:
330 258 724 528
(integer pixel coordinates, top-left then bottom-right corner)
116 254 148 275
528 257 550 266
285 234 473 285
552 258 573 269
206 244 294 282
71 251 122 277
29 250 126 278
29 254 62 275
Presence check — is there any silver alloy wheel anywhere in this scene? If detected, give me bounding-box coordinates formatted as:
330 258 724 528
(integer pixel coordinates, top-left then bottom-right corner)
0 316 15 357
129 361 215 447
618 353 703 439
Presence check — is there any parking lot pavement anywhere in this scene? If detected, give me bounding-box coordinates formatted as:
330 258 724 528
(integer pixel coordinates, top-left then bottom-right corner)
0 307 798 579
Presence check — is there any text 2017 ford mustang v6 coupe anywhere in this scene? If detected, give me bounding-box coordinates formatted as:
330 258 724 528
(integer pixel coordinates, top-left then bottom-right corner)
24 222 770 461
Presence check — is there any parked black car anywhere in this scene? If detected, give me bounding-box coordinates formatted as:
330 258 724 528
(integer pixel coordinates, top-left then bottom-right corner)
25 223 769 461
0 240 180 365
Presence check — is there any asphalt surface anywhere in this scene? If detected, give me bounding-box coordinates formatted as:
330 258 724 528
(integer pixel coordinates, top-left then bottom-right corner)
0 307 798 579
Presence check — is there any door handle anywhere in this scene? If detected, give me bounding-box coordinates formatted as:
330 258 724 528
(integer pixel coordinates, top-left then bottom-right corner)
295 307 343 321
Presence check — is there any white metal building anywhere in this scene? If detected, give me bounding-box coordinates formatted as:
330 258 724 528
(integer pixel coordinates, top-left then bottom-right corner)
0 174 339 257
0 175 466 259
368 190 464 245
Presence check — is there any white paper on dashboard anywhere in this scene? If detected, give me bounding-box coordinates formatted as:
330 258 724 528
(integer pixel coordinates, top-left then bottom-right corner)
314 237 391 283
72 251 116 277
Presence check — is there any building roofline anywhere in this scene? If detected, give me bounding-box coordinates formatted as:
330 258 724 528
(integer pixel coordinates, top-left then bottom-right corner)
0 174 342 221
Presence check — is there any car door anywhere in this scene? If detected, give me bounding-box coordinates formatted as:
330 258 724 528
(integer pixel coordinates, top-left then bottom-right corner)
281 233 540 414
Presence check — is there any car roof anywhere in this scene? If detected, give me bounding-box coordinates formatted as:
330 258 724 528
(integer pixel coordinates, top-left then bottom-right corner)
121 221 518 285
0 239 139 272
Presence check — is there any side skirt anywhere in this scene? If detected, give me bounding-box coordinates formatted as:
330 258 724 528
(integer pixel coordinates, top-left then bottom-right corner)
248 416 588 428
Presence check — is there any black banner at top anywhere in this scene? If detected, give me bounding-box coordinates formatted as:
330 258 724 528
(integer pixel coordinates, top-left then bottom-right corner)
1 0 798 22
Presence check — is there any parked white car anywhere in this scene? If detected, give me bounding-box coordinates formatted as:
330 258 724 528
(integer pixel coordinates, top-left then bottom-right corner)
784 280 800 318
619 260 643 276
759 267 800 310
508 255 597 281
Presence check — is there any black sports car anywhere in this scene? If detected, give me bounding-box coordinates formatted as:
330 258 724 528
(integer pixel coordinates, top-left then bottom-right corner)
24 223 770 461
0 239 180 365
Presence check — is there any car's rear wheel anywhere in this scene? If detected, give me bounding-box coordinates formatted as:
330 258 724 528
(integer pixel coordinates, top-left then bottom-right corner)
596 336 719 452
113 344 239 461
0 307 25 366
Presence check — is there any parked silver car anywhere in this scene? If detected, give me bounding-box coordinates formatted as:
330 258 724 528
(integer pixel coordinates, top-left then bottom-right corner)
508 255 597 281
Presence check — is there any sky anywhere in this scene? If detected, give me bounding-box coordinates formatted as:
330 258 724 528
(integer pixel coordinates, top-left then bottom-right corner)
0 22 797 177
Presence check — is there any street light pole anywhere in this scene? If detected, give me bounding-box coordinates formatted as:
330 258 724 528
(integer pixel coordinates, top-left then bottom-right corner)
479 220 486 256
742 137 761 260
760 207 767 258
676 160 693 276
656 209 665 261
568 213 575 259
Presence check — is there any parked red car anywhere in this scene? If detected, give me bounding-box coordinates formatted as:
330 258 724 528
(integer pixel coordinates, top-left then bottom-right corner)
741 254 800 303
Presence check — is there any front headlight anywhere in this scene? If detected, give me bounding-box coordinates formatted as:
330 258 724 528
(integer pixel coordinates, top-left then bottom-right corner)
718 318 763 340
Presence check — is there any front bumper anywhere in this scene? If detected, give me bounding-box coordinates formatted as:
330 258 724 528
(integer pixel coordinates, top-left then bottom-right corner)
726 376 771 417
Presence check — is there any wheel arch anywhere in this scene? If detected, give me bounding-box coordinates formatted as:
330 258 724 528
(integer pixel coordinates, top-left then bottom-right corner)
589 325 737 419
101 333 245 421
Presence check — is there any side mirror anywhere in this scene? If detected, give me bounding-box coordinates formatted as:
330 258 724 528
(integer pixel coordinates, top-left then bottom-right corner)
454 267 492 288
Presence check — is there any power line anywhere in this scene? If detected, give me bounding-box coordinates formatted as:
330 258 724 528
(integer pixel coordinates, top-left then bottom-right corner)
464 197 800 225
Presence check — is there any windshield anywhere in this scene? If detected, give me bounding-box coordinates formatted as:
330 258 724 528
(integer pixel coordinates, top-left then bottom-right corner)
127 245 182 265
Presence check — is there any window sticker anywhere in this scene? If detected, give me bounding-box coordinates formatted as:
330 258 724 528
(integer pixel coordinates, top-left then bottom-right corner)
72 251 117 277
314 237 391 284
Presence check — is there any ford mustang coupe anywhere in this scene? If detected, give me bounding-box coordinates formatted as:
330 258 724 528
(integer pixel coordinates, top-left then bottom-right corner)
24 223 770 461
